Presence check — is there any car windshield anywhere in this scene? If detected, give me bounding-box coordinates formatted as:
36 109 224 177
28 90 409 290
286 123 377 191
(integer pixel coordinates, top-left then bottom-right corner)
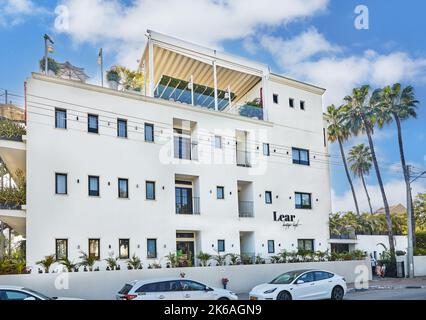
23 288 52 300
269 271 306 284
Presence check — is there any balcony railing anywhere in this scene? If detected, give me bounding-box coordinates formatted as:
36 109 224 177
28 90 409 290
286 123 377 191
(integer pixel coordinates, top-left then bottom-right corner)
174 138 198 161
236 150 251 167
238 201 254 218
330 233 357 240
176 196 200 215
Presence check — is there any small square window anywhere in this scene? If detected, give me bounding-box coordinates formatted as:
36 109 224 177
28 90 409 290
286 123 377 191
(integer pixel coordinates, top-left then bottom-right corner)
118 178 129 198
55 173 67 195
295 192 312 209
55 239 68 260
298 239 314 252
263 143 270 156
300 101 305 110
145 123 154 142
214 136 222 149
117 119 127 138
273 94 279 104
88 114 99 133
216 186 224 199
289 98 294 108
119 239 130 259
265 191 272 204
147 239 157 259
267 240 275 254
88 176 100 197
146 181 156 200
55 108 67 129
218 240 225 253
292 148 310 166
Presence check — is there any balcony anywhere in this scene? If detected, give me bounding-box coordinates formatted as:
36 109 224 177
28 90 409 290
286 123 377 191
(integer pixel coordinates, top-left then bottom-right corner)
238 201 254 218
176 196 200 215
236 150 251 167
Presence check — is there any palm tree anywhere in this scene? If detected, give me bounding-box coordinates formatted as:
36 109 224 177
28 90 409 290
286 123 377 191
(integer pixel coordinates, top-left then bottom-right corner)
325 105 360 214
348 144 374 214
341 85 396 261
379 83 419 244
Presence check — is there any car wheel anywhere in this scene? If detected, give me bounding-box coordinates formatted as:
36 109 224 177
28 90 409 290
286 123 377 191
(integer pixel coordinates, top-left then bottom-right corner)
277 291 292 301
331 286 344 300
218 297 230 300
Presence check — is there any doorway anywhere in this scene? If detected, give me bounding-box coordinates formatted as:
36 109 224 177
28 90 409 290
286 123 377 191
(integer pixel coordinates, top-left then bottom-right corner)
176 232 195 267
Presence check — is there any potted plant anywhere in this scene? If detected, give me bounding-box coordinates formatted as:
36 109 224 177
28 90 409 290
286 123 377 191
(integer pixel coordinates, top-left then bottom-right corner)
78 250 96 271
60 257 77 272
106 67 121 90
165 252 179 268
105 254 118 271
127 254 142 270
222 278 229 290
36 254 56 273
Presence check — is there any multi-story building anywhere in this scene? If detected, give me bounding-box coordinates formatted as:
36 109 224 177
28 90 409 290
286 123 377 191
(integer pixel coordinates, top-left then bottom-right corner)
1 30 332 269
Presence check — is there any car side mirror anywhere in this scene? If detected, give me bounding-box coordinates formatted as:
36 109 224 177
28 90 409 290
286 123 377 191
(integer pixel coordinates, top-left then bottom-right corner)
296 280 304 285
205 287 213 291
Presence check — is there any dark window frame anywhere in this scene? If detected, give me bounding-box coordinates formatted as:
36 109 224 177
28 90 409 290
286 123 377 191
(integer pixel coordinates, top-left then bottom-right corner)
147 239 157 259
88 238 101 260
118 178 129 199
298 239 315 252
217 240 225 253
55 173 67 195
145 181 156 200
216 186 225 200
88 175 100 197
295 192 312 209
263 143 270 156
144 123 154 142
87 114 99 133
300 100 305 110
117 118 128 138
55 108 67 129
267 240 275 254
292 148 310 166
289 98 294 108
119 239 130 259
272 94 279 104
265 191 272 204
55 239 68 261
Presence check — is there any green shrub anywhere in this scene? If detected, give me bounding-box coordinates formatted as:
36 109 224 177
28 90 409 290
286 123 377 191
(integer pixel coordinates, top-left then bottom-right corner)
0 119 26 140
0 169 26 208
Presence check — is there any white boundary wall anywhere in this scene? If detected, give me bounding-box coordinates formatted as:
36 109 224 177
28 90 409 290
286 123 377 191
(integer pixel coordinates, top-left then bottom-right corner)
0 260 371 299
414 256 426 277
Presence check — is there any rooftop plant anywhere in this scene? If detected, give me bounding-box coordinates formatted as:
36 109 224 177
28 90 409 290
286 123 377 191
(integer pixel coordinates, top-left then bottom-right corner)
0 169 26 209
39 57 60 75
0 119 26 140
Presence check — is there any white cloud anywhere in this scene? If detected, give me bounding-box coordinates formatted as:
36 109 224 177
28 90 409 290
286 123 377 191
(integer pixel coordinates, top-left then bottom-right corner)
0 0 44 26
56 0 329 67
331 179 426 213
259 31 426 107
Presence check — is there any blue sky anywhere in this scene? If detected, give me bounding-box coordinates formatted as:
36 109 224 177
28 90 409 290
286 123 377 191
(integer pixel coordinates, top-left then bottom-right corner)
1 0 425 212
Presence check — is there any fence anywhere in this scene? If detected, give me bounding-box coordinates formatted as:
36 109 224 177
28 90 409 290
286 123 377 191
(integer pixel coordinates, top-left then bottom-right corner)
0 260 371 300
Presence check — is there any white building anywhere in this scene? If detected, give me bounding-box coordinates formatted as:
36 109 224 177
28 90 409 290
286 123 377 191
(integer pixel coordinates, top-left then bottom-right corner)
1 31 334 270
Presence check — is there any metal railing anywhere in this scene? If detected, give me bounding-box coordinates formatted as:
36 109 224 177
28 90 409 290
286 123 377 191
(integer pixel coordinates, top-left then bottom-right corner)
174 139 198 161
236 150 251 167
238 201 254 217
176 196 200 215
330 233 357 240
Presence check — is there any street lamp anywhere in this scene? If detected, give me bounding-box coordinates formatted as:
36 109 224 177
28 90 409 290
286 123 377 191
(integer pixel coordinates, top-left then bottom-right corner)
44 34 54 75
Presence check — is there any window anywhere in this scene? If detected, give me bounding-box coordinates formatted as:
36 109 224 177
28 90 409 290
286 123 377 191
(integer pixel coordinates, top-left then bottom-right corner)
216 186 224 199
119 239 130 259
263 143 270 156
214 135 222 149
273 94 279 104
295 192 312 209
88 176 100 197
298 239 314 252
137 281 181 293
88 114 99 133
289 98 294 108
300 100 305 110
145 123 154 142
0 290 37 301
297 271 315 283
118 178 129 198
180 280 206 291
292 148 310 166
55 108 67 129
55 173 67 195
55 239 68 260
147 239 157 258
146 181 156 200
218 240 225 252
314 271 333 281
88 239 100 260
265 191 272 204
268 240 275 254
117 119 127 138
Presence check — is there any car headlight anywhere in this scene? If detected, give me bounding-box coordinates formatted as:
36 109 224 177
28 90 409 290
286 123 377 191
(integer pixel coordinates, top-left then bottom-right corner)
263 288 277 294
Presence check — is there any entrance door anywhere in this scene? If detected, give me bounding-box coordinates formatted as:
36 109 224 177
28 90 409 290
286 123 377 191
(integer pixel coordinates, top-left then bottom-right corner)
175 187 193 215
176 241 195 267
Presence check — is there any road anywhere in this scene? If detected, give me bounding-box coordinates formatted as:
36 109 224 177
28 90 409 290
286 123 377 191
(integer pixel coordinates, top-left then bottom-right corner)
346 288 426 300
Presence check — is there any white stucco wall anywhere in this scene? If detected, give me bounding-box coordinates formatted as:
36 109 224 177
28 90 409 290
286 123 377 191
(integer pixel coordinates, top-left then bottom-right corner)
0 260 370 299
355 235 408 259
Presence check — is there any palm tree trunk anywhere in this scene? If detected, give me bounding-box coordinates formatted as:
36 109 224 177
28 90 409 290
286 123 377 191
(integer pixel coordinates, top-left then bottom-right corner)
364 122 395 256
393 113 416 247
361 173 373 214
338 137 360 214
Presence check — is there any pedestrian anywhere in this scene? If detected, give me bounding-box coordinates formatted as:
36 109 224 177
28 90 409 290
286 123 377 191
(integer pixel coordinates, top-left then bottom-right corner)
381 263 386 278
370 254 377 275
375 263 382 278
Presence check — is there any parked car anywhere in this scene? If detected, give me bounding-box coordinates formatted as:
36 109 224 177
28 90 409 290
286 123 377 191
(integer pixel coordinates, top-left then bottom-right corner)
116 278 238 300
0 286 82 300
249 269 347 300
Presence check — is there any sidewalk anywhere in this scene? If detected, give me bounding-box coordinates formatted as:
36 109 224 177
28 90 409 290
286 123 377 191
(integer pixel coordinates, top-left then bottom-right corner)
348 276 426 292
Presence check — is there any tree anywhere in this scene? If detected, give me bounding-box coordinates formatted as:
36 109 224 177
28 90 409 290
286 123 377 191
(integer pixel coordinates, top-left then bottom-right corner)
325 105 360 214
414 193 426 232
379 83 419 244
348 144 374 214
341 85 396 266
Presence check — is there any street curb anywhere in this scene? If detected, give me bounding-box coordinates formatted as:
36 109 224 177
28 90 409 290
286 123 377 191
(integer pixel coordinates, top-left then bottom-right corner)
348 285 426 292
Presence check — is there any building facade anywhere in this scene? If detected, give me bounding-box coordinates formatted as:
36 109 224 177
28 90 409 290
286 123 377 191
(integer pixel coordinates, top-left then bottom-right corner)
12 31 333 269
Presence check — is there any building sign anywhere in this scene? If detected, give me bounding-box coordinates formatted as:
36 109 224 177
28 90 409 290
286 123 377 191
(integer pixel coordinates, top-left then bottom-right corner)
273 211 301 229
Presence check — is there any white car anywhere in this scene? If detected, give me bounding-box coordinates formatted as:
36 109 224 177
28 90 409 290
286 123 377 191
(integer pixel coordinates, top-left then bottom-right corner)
116 278 238 300
249 269 347 300
0 286 82 300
